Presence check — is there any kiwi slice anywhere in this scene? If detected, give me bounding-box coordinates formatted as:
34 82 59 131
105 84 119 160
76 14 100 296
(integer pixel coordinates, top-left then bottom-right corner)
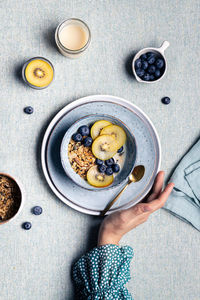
25 59 54 88
92 135 118 160
87 166 113 187
91 120 112 140
100 125 126 149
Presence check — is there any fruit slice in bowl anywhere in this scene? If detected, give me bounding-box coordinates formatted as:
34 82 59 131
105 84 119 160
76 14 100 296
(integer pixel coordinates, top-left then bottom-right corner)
92 135 118 160
87 166 114 187
91 120 112 139
100 125 126 149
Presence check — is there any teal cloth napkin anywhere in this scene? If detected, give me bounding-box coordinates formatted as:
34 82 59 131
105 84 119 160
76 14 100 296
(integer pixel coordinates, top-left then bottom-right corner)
164 138 200 231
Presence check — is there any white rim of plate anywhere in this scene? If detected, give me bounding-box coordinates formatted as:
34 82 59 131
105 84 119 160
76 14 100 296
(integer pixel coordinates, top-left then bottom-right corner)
41 95 161 215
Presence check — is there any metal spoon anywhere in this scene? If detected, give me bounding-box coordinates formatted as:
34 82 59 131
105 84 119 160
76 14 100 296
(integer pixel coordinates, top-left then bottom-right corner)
101 165 145 216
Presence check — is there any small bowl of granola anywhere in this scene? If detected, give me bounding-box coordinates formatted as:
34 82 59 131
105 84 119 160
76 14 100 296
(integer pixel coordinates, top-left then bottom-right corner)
60 114 137 190
0 173 23 225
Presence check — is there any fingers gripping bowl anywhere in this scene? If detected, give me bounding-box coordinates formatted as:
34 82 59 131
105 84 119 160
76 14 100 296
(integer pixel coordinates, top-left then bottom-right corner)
60 115 137 190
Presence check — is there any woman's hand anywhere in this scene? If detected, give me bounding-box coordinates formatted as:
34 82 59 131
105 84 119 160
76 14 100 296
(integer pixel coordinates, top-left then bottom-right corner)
98 171 174 246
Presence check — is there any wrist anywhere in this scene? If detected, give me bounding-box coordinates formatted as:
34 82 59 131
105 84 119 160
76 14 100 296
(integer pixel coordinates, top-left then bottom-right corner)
98 229 121 247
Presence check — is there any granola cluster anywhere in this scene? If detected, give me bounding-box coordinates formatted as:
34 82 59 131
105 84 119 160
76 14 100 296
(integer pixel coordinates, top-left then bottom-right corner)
0 175 21 222
68 139 96 179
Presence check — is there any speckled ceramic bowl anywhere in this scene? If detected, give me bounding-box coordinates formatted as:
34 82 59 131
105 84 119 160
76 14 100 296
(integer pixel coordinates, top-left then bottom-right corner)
60 114 137 190
0 173 24 225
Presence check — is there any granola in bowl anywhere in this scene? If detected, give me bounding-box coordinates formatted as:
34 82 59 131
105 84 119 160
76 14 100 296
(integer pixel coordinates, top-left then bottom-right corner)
68 139 96 180
0 174 22 223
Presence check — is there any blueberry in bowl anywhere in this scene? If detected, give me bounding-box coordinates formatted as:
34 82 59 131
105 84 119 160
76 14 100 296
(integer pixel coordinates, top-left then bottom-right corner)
132 41 169 83
78 125 90 136
135 52 165 82
105 158 115 166
83 137 93 147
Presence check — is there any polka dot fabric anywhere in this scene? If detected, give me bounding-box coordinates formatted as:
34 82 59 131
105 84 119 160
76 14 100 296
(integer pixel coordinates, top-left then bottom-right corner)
72 244 134 299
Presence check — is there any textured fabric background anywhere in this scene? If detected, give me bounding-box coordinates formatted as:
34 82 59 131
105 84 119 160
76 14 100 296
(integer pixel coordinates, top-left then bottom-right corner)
0 0 200 299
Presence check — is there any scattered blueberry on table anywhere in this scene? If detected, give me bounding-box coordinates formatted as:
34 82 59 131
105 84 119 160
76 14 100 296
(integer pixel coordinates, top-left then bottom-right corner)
135 52 165 81
24 106 34 114
22 222 32 230
32 206 43 215
83 136 93 147
161 97 171 105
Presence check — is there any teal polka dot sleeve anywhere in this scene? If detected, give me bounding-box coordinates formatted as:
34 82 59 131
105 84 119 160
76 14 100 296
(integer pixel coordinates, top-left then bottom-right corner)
72 244 134 299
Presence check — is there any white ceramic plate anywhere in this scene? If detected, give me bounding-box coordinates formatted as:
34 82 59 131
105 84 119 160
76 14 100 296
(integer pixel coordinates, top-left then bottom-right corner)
41 95 161 215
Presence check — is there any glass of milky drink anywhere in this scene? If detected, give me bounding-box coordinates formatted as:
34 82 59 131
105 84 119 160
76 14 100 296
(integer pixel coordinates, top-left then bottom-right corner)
55 18 91 58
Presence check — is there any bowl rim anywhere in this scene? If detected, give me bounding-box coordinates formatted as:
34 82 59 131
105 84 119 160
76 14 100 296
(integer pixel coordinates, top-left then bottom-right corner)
132 47 167 84
0 173 24 225
60 114 137 191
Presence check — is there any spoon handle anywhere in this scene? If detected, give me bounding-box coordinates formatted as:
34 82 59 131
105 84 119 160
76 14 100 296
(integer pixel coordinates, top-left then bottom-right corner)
101 182 130 216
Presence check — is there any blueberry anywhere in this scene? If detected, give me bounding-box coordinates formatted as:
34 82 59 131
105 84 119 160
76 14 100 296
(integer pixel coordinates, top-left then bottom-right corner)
98 164 107 173
147 53 156 64
78 125 90 136
32 206 42 215
135 58 142 69
96 158 103 166
117 146 123 153
148 65 156 74
22 222 32 230
135 68 145 78
143 73 150 81
141 61 148 70
24 106 33 114
83 137 93 147
105 167 113 176
140 54 147 60
155 58 164 69
155 69 161 78
105 158 114 166
72 133 82 142
147 56 156 65
161 97 171 105
149 75 155 81
147 52 155 58
112 164 120 173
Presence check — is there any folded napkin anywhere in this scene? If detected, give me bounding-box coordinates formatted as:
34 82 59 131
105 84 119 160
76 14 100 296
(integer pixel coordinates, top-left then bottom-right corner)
164 138 200 231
